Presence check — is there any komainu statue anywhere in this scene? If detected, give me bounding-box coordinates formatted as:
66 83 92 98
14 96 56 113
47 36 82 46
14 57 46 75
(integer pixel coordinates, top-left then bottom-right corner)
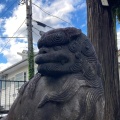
3 27 105 120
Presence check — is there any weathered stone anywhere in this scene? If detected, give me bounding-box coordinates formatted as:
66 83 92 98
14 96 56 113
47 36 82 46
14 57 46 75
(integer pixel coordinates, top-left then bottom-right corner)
4 27 105 120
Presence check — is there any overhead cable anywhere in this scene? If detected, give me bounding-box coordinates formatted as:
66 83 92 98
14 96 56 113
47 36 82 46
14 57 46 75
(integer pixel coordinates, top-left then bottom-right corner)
0 19 26 53
32 30 40 37
0 37 26 38
32 3 73 26
32 26 40 32
0 0 18 18
15 28 27 38
33 26 45 36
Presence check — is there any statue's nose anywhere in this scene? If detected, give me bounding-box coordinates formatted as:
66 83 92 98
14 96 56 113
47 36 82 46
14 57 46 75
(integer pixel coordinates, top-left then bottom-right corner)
39 48 49 54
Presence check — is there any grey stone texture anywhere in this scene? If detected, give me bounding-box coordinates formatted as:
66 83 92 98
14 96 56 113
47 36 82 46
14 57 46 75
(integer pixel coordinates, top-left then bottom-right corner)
4 27 105 120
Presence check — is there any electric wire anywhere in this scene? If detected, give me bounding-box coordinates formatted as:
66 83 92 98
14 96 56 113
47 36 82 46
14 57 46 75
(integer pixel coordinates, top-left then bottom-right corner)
32 26 40 32
32 2 73 26
19 0 26 5
0 19 26 54
15 28 27 38
32 29 40 37
0 37 26 38
0 0 18 18
0 28 27 38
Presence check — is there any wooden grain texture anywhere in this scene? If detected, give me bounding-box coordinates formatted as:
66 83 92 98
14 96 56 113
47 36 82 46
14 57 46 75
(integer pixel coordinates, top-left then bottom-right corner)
86 0 120 119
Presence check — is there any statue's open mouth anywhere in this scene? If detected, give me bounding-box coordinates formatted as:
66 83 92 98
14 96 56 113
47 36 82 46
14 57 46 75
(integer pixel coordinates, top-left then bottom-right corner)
35 52 69 64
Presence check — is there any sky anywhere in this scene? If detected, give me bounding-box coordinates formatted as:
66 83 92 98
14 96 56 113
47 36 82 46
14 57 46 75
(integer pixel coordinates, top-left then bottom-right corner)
0 0 120 72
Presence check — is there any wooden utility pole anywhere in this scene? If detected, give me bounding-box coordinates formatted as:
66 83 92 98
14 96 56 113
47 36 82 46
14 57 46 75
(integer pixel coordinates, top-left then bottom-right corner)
26 0 34 79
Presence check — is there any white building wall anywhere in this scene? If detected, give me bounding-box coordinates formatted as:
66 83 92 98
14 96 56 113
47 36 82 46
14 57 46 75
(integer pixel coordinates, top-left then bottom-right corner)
0 63 38 110
7 64 38 81
8 65 28 81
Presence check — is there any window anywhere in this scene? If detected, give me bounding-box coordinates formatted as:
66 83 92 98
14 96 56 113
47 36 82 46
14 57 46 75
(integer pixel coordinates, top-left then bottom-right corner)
15 72 24 81
15 72 25 88
1 74 8 80
1 81 5 89
10 77 14 81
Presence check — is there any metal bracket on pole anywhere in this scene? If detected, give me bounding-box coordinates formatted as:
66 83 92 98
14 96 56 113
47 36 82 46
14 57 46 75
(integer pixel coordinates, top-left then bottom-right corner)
101 0 109 6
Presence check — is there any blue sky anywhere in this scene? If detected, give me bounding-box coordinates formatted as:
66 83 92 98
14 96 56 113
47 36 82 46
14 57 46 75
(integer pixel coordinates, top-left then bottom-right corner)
0 0 120 71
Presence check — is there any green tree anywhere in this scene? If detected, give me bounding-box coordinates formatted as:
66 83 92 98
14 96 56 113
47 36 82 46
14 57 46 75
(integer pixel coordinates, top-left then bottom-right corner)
86 0 120 119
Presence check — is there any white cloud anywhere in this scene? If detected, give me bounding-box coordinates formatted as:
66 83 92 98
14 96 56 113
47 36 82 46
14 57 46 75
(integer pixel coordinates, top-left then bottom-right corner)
1 0 119 72
0 4 5 13
3 5 26 37
76 2 86 10
0 39 28 71
81 23 86 28
0 0 83 71
0 63 12 71
32 0 75 26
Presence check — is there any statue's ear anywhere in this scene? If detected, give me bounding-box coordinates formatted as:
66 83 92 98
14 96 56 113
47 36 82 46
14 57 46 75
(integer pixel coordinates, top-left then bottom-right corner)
64 27 81 39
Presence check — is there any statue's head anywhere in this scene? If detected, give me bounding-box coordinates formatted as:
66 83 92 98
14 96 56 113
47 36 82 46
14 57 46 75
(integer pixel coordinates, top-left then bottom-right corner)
35 27 101 80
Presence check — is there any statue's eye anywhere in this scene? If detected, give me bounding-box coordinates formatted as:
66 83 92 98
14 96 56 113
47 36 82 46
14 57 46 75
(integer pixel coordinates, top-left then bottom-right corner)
53 46 62 51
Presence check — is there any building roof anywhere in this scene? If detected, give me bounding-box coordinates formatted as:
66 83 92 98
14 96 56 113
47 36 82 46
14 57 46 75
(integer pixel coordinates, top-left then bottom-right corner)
0 59 28 76
0 50 38 76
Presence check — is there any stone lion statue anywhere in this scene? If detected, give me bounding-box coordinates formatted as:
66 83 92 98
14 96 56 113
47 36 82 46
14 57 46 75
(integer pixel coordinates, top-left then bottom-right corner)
3 27 105 120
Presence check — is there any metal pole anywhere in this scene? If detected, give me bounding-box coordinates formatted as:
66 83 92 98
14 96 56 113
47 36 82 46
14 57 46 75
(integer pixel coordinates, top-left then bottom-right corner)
26 0 34 79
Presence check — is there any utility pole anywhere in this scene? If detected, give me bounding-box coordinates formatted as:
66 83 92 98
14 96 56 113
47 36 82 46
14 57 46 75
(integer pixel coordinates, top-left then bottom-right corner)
26 0 34 79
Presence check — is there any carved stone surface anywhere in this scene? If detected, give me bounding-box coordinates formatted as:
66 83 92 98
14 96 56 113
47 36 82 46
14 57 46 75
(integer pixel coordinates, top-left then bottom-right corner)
4 27 105 120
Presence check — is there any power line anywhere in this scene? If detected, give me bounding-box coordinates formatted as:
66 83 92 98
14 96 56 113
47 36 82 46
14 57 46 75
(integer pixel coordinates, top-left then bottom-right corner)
32 2 73 26
0 0 18 18
9 19 26 37
19 0 26 5
32 30 40 37
32 26 44 36
1 29 28 39
0 29 26 38
32 26 40 32
28 26 40 37
0 19 26 53
0 37 26 38
15 28 27 37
